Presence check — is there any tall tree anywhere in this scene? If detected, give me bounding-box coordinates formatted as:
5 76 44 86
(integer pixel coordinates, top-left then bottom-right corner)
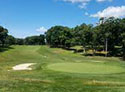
0 26 8 47
120 18 125 60
25 35 45 45
73 24 93 53
46 26 74 48
5 35 16 45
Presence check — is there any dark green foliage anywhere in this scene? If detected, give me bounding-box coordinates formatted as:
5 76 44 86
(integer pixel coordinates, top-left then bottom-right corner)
73 24 93 46
0 25 45 46
120 18 125 60
0 26 8 47
5 35 16 45
96 17 125 57
25 35 45 45
45 18 125 59
46 26 74 48
15 38 24 45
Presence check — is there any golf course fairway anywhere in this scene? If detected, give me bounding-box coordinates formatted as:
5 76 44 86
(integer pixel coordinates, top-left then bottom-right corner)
47 63 125 74
0 46 125 92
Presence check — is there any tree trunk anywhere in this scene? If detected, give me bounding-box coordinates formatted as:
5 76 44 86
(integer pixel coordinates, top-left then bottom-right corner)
83 46 86 54
123 44 125 60
105 38 108 57
92 45 96 56
2 40 5 47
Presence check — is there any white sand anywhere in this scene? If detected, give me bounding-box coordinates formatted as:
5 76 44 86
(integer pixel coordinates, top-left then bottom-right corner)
12 63 36 70
90 60 104 63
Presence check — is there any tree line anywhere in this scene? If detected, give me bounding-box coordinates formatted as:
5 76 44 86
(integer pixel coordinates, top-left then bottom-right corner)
46 17 125 59
0 27 45 46
0 17 125 59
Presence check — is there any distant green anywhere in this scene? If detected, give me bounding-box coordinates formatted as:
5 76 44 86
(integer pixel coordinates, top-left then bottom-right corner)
47 63 125 74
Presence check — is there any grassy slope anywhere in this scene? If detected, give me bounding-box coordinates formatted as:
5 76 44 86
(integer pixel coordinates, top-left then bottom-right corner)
0 45 125 92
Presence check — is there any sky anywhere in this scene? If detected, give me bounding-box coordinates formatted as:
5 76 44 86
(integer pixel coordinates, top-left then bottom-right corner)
0 0 125 38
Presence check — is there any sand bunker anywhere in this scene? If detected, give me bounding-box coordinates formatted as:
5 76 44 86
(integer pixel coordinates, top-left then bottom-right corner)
12 63 36 70
90 60 104 63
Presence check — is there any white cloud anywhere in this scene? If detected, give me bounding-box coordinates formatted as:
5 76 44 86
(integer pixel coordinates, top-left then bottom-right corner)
96 0 112 2
79 3 87 8
63 0 90 3
96 0 105 2
36 27 47 34
90 6 125 18
62 0 91 8
61 0 113 8
85 12 89 15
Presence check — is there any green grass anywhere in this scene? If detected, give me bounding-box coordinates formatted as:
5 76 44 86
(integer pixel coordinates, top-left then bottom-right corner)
47 63 125 74
0 45 125 92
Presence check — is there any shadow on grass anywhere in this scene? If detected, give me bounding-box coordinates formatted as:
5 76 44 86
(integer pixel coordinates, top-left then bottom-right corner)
0 46 14 52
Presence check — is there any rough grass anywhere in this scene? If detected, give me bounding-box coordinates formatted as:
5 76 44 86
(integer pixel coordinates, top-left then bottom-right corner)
0 45 125 92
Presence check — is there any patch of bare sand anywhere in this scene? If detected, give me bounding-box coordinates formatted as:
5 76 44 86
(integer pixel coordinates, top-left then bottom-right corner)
12 63 36 70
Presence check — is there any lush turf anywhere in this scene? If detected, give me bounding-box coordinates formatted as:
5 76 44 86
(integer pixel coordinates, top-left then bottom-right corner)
47 63 125 74
0 46 125 92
